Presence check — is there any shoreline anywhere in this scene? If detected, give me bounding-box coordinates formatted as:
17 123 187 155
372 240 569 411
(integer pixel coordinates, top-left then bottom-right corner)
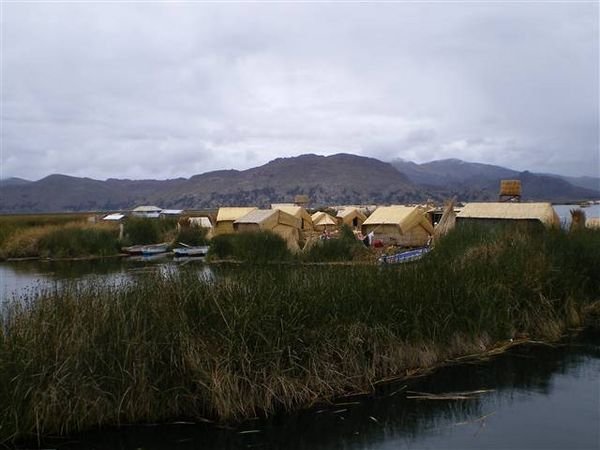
11 324 599 449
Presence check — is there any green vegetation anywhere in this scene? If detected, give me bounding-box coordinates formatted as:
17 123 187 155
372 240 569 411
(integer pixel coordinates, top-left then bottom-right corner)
0 223 120 259
2 226 599 444
37 225 119 258
0 214 87 247
0 216 181 259
122 217 178 246
209 231 292 263
174 226 209 247
302 225 367 262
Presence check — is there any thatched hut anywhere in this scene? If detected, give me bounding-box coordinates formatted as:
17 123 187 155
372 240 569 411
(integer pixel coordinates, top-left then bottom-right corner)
311 211 339 232
456 202 559 229
362 206 434 247
234 209 301 250
214 207 258 236
336 207 367 229
271 204 314 231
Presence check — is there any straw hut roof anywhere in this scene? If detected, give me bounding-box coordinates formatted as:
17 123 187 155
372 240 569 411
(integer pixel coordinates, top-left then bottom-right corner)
235 209 301 228
236 209 278 225
312 211 338 227
336 207 367 221
363 206 434 234
271 203 313 229
216 207 258 222
456 202 559 227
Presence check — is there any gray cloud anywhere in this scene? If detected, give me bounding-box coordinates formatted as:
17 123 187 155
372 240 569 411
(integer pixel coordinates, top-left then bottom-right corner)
1 2 598 180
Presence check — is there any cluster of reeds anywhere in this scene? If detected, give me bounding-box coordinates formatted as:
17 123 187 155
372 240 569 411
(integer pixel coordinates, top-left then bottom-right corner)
122 217 179 246
209 231 292 263
174 226 209 247
0 222 120 259
0 214 87 248
1 225 599 444
301 225 367 262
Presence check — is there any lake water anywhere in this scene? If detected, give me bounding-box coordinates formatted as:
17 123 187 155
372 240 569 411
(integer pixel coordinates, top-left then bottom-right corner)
553 203 600 227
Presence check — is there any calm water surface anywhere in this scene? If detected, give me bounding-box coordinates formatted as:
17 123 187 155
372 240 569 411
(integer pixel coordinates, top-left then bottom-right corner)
553 203 600 226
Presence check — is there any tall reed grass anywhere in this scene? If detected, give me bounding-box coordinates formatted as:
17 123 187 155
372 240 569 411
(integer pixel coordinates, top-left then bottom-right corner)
209 231 292 263
0 223 120 259
122 217 178 245
0 214 87 247
1 226 599 444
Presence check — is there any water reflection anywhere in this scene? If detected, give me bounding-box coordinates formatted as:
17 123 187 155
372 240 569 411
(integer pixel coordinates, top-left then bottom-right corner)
0 257 214 303
37 333 599 450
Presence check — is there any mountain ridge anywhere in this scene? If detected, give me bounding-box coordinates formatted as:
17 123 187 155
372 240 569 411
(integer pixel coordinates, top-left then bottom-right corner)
1 153 597 213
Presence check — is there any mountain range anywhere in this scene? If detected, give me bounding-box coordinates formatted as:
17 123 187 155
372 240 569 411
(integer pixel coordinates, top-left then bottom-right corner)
1 154 598 213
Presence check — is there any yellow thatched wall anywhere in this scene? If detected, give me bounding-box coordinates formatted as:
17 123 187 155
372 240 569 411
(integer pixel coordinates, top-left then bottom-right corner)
312 211 338 231
233 209 301 250
215 207 258 236
361 205 433 246
362 223 431 247
272 204 314 231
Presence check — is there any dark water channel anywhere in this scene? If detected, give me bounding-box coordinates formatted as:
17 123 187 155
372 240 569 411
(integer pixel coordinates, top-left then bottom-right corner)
2 259 599 450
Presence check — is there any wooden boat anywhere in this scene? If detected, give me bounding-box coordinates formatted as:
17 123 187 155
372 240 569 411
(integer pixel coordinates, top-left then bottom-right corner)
173 244 209 257
378 246 431 264
140 243 169 255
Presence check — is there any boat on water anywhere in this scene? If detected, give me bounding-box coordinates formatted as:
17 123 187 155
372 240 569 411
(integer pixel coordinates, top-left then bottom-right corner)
173 244 209 257
122 243 169 256
140 243 169 255
378 246 431 264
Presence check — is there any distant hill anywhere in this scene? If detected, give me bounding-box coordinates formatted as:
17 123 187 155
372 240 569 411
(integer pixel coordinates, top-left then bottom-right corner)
390 158 599 203
391 158 518 187
1 154 598 213
0 177 31 187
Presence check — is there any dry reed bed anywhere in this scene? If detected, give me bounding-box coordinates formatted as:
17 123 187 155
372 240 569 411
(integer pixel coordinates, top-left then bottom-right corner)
1 226 599 444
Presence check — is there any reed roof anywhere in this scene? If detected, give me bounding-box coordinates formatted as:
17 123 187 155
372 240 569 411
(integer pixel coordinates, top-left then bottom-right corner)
336 207 367 221
312 211 338 226
457 202 559 226
271 203 313 227
235 209 277 225
216 207 258 222
363 206 434 234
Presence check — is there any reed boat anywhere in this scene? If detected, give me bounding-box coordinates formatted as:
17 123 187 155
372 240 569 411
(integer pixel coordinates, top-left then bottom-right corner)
173 244 209 257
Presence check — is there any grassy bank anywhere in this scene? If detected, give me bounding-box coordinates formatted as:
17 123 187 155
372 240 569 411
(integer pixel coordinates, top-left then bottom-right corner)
0 217 181 259
0 214 88 248
1 226 599 443
0 222 121 259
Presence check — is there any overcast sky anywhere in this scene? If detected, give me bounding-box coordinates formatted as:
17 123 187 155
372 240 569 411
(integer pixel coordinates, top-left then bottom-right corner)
1 2 598 181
